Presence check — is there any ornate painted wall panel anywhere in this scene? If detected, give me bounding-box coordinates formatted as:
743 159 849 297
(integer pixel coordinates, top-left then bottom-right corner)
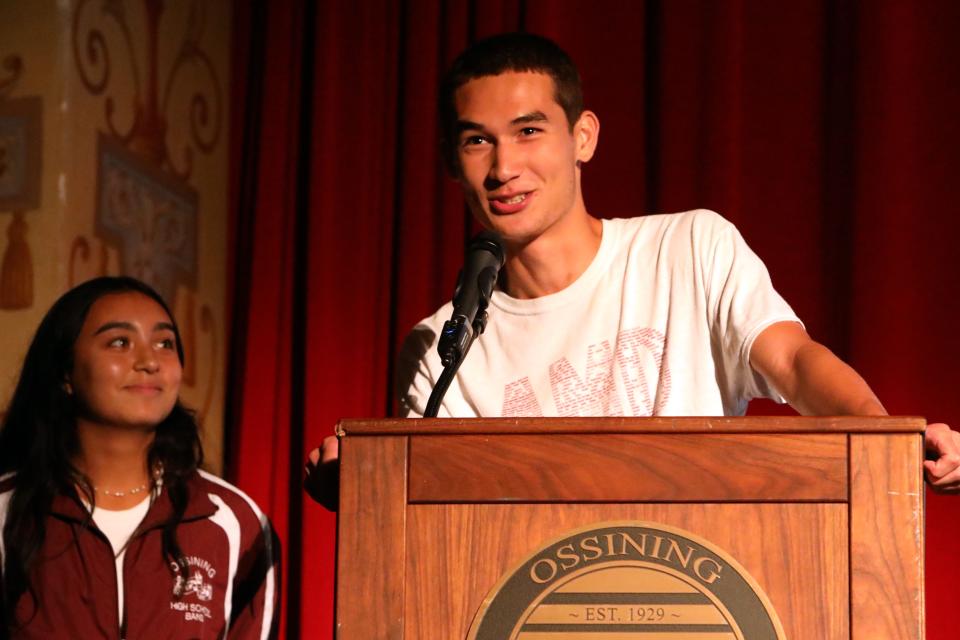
0 0 231 473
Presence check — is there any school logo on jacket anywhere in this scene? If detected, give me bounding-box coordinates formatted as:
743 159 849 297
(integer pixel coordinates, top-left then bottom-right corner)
467 522 785 640
170 555 217 622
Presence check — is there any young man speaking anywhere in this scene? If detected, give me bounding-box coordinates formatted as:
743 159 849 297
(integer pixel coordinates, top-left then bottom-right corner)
307 33 960 501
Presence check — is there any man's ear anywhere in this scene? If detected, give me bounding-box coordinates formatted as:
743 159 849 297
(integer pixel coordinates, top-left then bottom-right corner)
62 378 73 396
573 110 600 164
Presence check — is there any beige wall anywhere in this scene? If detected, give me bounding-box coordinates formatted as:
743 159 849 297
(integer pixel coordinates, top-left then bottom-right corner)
0 0 231 474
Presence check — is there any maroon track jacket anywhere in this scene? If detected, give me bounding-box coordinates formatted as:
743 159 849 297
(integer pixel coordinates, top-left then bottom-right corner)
0 470 279 639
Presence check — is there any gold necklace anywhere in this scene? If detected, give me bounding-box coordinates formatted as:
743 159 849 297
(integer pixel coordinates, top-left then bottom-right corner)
94 482 150 498
92 467 163 498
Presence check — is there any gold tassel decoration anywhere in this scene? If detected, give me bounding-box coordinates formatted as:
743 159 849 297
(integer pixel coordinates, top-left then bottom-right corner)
0 211 33 309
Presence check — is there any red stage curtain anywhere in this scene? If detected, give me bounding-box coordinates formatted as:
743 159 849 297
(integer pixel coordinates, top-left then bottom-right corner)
227 1 960 637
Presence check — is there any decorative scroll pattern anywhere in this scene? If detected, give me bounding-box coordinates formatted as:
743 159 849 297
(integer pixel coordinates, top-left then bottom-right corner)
68 236 110 287
162 1 223 180
72 0 223 180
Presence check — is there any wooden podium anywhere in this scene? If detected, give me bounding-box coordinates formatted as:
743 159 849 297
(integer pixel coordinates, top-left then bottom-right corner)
335 417 925 639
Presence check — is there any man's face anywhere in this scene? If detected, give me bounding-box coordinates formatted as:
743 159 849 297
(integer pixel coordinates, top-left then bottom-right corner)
453 71 596 245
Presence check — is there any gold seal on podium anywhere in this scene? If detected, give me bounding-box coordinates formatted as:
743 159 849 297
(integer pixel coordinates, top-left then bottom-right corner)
468 521 786 640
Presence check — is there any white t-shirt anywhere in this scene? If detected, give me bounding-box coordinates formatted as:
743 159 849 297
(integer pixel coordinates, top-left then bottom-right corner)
92 495 152 628
397 210 801 418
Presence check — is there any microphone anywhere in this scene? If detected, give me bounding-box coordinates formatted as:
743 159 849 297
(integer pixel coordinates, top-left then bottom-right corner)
437 231 505 367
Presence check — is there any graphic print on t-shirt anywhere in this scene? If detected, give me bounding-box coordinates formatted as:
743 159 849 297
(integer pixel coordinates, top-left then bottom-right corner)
502 327 670 417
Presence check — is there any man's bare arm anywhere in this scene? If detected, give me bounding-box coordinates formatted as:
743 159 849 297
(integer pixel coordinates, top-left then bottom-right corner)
751 320 960 493
749 321 886 416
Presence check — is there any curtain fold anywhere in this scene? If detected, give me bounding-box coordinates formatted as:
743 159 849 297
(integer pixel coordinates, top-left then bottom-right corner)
227 1 312 636
228 1 960 637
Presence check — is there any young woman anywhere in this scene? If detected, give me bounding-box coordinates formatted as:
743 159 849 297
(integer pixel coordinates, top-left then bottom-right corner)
0 277 278 639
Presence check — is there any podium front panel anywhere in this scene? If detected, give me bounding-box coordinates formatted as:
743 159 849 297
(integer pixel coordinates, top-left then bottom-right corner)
335 418 925 640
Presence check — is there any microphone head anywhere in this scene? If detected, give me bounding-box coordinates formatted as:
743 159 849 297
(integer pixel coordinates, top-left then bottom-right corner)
439 231 506 366
450 230 505 326
468 230 505 269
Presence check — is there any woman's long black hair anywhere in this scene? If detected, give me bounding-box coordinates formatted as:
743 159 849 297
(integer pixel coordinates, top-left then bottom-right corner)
0 276 203 628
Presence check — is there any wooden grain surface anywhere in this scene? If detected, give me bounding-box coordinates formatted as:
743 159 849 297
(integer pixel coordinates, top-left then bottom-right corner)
332 422 924 639
850 434 924 640
336 436 408 639
409 433 847 502
338 415 925 435
404 503 848 640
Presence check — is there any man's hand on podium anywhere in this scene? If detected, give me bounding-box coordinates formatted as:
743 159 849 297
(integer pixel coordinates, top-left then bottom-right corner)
304 435 340 510
924 422 960 494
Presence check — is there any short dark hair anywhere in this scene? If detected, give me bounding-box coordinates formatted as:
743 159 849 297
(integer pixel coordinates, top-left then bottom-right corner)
439 32 584 175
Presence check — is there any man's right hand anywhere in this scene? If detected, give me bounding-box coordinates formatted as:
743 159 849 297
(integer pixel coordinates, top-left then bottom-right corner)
304 435 340 511
924 423 960 494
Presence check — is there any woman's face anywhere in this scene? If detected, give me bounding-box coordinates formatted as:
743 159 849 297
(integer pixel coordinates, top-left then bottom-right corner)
69 291 182 431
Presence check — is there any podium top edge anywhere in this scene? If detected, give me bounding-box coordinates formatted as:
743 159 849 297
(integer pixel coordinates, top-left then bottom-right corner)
335 416 926 436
